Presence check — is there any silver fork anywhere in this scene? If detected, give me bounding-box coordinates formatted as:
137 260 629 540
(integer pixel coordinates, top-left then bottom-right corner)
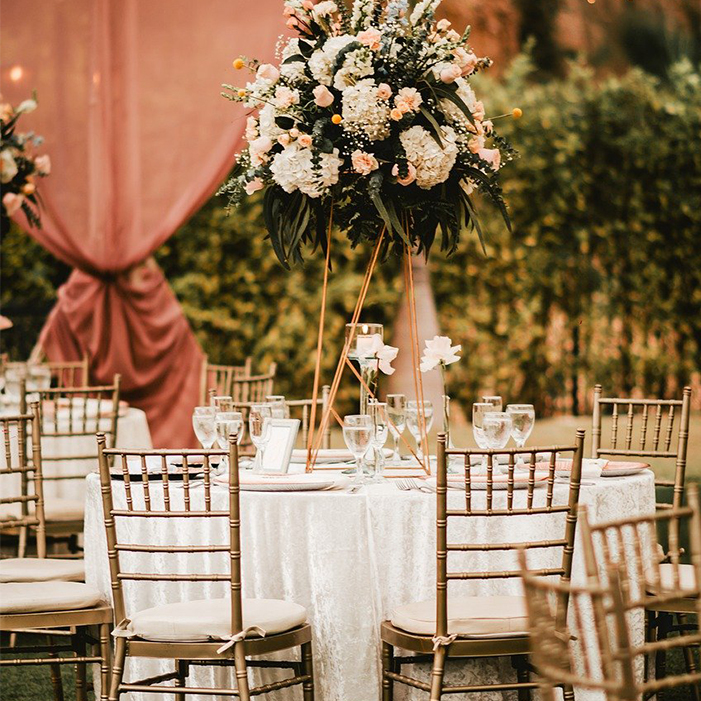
396 478 433 493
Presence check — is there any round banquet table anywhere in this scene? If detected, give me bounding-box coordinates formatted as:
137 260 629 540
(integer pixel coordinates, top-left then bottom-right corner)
83 469 655 701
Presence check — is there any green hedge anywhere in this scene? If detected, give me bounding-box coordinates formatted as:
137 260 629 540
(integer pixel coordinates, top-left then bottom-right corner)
2 56 700 415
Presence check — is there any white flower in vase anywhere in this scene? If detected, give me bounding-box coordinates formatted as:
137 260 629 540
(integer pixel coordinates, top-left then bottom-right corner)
420 335 461 372
368 334 399 375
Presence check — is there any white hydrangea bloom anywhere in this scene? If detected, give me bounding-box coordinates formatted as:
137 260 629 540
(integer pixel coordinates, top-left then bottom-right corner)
400 125 458 189
258 103 284 143
350 0 375 30
0 149 18 184
341 79 391 141
439 77 477 125
269 143 342 198
244 75 276 108
280 38 309 84
309 35 356 86
333 47 374 90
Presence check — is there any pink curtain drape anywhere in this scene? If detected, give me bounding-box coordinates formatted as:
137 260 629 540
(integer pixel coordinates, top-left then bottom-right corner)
1 0 281 446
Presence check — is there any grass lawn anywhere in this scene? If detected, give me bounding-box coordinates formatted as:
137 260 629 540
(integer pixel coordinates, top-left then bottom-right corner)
2 413 699 699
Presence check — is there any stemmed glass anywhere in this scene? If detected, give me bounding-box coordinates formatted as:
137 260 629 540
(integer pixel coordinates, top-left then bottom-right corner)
482 395 503 412
342 415 373 484
482 411 513 472
506 404 535 468
369 401 389 479
406 400 434 463
211 395 234 413
266 395 289 419
472 402 493 471
192 406 216 450
215 411 244 470
386 394 406 463
249 403 273 471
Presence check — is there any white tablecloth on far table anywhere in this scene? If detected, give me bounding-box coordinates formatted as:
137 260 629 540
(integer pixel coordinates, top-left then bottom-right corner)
84 470 655 701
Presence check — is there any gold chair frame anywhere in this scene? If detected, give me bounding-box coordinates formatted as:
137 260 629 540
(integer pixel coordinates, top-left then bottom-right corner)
579 484 701 699
380 429 585 700
12 352 90 388
0 405 112 701
592 385 691 512
97 435 315 700
200 357 252 404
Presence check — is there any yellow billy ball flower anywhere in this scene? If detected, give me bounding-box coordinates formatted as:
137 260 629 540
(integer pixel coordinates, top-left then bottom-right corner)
512 107 523 119
22 182 36 195
232 57 245 70
331 114 342 125
237 88 247 98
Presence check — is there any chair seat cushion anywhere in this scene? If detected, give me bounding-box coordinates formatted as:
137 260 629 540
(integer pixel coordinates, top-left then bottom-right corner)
126 598 307 642
0 581 103 614
390 596 529 637
45 498 84 523
0 558 85 583
647 563 697 595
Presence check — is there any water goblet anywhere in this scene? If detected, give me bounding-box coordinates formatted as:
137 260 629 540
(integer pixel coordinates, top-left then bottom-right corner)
342 415 373 484
192 406 216 450
266 395 289 419
506 404 535 468
249 403 273 471
482 411 513 473
369 401 389 479
386 394 406 463
215 411 244 471
211 395 234 413
472 402 493 471
482 395 503 412
406 400 434 463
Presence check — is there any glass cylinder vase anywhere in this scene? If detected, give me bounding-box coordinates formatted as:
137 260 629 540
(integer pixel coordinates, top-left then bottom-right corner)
359 358 378 415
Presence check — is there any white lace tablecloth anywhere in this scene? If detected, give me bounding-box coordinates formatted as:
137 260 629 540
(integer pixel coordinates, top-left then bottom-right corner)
83 470 655 701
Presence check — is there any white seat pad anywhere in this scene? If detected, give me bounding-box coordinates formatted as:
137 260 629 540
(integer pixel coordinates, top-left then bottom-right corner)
0 558 85 583
127 598 307 642
45 498 84 523
0 581 103 614
647 563 697 594
390 595 529 637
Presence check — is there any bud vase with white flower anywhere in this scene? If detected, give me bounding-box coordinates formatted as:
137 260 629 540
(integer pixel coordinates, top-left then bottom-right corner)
420 335 461 448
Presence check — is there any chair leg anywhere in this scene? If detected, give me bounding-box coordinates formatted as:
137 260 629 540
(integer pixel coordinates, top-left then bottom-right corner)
74 631 87 701
677 614 701 701
381 641 394 701
108 636 127 701
562 685 575 701
301 641 315 701
47 635 65 701
175 659 189 701
99 623 111 701
655 612 671 683
429 646 447 701
233 642 251 701
512 655 531 701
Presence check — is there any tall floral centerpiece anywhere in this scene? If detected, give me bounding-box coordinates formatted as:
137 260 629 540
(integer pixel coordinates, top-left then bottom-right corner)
220 0 515 470
1 96 50 233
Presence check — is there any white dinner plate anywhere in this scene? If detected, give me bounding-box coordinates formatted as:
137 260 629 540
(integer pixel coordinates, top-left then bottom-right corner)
426 474 549 491
290 448 392 464
214 471 350 492
546 459 649 478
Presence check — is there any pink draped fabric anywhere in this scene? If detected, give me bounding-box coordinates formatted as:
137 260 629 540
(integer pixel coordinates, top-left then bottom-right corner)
1 0 281 446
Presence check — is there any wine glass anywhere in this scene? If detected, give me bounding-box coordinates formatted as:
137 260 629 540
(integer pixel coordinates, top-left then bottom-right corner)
386 394 406 463
249 403 273 471
369 401 389 478
192 406 216 450
342 414 373 483
482 395 503 412
266 395 289 419
211 395 234 413
28 365 52 391
506 404 535 468
215 411 244 447
471 402 493 470
406 400 434 462
482 412 513 473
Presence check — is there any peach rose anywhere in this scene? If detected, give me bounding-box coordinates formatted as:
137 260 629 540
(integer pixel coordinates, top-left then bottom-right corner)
439 64 462 84
298 134 313 148
278 134 292 147
283 6 295 16
250 136 273 155
454 48 478 75
274 86 300 109
472 100 485 121
390 108 403 121
482 119 493 134
313 85 335 107
34 155 51 175
286 16 298 29
391 163 417 186
257 64 280 83
289 128 300 138
3 192 23 216
477 147 501 171
245 178 264 195
394 87 422 113
468 135 485 153
357 27 382 51
377 83 392 100
351 150 379 175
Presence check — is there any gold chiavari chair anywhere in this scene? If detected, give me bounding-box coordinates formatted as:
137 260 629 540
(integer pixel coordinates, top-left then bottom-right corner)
21 349 90 388
592 385 691 512
519 549 639 701
579 484 701 699
98 434 315 700
200 356 252 404
231 362 278 404
380 430 585 700
0 405 112 701
23 375 121 548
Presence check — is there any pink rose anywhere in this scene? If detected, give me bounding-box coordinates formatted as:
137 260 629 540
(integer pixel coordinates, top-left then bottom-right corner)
250 136 273 154
454 48 478 75
377 83 392 100
34 155 51 175
283 6 295 17
3 192 23 216
391 163 417 186
472 100 485 121
274 85 300 109
468 135 484 153
313 85 335 107
351 150 379 175
245 178 264 195
278 134 291 147
394 87 422 113
257 63 280 83
289 128 300 138
477 147 501 171
439 64 462 84
357 27 382 51
286 16 298 29
390 108 403 121
298 134 313 148
482 119 493 134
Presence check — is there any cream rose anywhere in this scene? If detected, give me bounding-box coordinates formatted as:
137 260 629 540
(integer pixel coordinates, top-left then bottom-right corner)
351 150 379 175
313 85 335 107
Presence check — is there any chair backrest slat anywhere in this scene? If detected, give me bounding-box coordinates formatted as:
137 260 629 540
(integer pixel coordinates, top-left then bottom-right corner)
97 436 242 634
200 357 253 404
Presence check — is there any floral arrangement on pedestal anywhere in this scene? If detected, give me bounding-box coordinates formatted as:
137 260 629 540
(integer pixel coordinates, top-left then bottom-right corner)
220 0 515 267
0 96 50 231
